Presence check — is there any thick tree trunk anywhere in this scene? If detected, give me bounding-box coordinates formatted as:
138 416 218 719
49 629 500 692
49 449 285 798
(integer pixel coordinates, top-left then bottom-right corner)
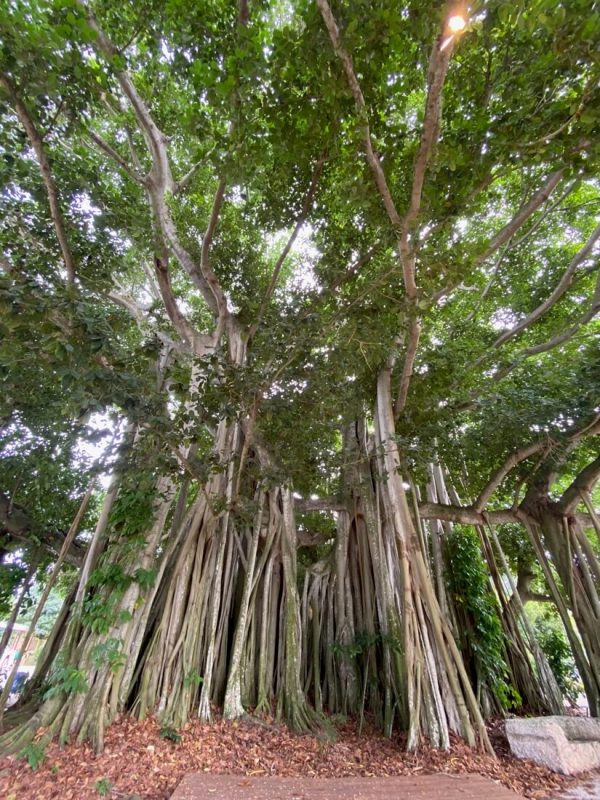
374 366 493 753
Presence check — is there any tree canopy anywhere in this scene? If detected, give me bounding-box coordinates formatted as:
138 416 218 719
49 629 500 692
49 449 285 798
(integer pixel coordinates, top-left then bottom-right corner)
0 0 599 759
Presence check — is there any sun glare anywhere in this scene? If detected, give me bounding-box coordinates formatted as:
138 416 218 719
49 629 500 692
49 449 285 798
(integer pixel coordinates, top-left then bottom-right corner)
447 14 467 33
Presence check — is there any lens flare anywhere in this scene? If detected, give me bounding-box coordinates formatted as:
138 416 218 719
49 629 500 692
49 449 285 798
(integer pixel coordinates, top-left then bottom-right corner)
448 14 467 33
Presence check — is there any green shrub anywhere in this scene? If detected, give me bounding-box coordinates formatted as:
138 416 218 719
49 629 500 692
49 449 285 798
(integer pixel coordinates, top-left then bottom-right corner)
95 777 112 796
19 742 46 771
533 609 582 702
445 527 520 709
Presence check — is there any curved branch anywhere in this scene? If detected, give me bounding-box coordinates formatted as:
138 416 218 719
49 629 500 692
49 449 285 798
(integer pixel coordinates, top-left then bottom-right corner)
403 33 454 235
474 440 549 512
492 220 600 349
174 160 203 195
454 283 600 408
466 179 577 324
317 0 414 298
559 454 600 515
200 178 228 317
0 74 76 285
473 170 564 269
295 497 346 514
154 255 197 348
517 267 600 358
107 287 183 352
76 0 227 319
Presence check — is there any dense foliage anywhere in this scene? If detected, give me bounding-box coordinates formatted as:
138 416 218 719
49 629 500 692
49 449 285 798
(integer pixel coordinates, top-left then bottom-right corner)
0 0 599 760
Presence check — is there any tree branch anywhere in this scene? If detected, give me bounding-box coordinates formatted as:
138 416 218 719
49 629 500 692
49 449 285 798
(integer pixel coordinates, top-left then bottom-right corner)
200 178 229 317
466 180 576 324
0 491 84 565
453 275 600 408
401 30 454 249
316 0 414 297
0 74 76 286
154 255 197 348
76 0 229 322
474 440 550 513
108 287 184 352
394 318 421 419
87 128 146 183
295 497 346 513
516 267 600 358
249 152 327 339
173 160 203 195
76 3 167 165
492 220 600 349
418 502 519 526
559 454 600 515
318 1 455 418
522 77 596 149
474 170 564 269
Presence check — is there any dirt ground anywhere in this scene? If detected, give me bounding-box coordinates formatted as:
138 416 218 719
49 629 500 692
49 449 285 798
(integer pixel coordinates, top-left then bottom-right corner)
0 714 598 800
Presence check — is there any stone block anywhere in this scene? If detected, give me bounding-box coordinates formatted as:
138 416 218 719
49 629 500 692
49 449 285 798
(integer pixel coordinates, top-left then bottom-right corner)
506 716 600 775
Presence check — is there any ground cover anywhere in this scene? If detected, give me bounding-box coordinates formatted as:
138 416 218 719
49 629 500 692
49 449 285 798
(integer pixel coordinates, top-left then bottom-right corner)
1 715 597 800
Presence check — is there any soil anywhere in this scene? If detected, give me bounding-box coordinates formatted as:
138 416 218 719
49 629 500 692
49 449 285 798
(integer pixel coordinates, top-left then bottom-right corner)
0 714 598 800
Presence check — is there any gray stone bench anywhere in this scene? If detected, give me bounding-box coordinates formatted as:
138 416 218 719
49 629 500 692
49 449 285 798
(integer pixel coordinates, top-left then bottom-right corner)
506 716 600 775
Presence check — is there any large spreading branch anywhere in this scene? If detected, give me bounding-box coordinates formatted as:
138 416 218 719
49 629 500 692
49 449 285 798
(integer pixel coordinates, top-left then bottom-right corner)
428 413 600 527
199 178 228 318
76 0 228 320
154 254 220 358
154 256 197 350
466 177 575 323
0 74 76 286
298 495 520 526
317 0 413 298
87 127 145 184
488 267 600 371
318 0 456 420
108 286 183 353
459 217 600 396
453 273 600 407
473 440 550 513
317 2 456 300
399 28 455 288
559 454 600 516
418 502 519 526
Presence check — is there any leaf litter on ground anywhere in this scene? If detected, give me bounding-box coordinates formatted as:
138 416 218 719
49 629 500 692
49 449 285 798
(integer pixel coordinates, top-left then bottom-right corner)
0 714 598 800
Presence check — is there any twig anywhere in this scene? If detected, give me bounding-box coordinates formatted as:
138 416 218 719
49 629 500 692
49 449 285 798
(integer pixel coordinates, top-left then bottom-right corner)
249 152 327 339
87 128 146 183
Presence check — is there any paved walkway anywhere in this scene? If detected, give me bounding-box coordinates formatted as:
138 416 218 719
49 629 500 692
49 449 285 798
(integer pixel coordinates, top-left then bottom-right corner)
171 774 526 799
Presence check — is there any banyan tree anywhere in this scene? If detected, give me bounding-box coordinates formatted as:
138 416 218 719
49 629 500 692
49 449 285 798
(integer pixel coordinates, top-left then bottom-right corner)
0 0 599 760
